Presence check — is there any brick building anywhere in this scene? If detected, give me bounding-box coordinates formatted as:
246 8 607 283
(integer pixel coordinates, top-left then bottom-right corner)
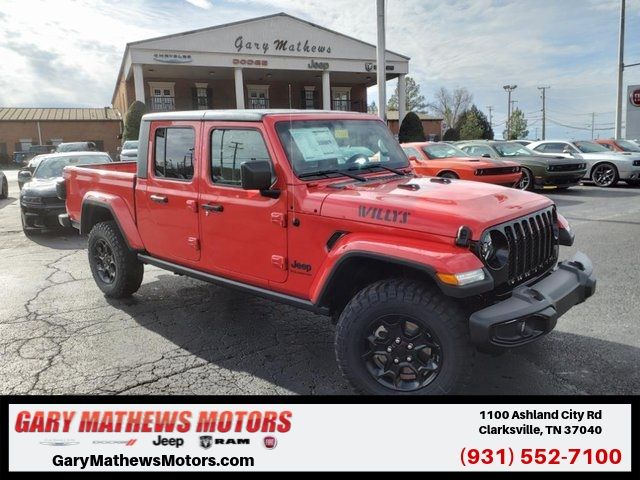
0 108 122 162
112 13 410 120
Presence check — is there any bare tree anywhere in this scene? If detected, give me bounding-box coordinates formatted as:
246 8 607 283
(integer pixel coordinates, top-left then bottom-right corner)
428 87 473 129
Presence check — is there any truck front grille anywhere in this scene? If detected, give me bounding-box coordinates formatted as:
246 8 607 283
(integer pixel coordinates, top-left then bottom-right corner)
490 207 558 287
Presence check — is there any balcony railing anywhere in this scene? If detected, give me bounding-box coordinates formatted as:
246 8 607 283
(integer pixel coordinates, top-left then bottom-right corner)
331 99 363 112
150 96 175 112
248 98 270 109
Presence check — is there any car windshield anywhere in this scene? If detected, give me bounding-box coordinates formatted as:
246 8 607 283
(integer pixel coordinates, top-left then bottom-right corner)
275 119 408 177
493 142 534 156
574 141 609 153
615 140 640 152
122 141 138 149
421 143 470 159
33 155 111 178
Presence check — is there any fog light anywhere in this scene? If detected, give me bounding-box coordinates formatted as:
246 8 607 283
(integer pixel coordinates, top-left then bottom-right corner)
437 269 486 286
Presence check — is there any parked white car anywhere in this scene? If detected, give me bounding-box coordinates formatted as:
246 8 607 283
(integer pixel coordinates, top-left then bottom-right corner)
528 140 640 187
119 140 138 162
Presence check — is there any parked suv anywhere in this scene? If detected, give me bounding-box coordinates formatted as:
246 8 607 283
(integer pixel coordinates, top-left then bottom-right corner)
528 140 640 187
60 110 596 395
457 140 586 190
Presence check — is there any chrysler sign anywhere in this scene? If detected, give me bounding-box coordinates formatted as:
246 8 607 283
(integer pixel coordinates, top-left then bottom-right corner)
627 85 640 139
630 88 640 107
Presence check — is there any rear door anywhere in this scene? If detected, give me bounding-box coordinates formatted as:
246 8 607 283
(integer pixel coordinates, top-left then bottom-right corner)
137 121 201 263
198 123 288 284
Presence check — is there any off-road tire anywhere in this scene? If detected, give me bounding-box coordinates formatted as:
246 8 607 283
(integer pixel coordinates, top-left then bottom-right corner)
88 221 143 298
335 278 473 395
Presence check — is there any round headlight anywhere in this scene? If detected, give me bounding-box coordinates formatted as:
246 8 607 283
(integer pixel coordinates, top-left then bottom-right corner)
480 230 510 270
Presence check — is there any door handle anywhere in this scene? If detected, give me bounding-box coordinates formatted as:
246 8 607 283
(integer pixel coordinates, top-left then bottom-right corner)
202 203 224 213
150 194 168 204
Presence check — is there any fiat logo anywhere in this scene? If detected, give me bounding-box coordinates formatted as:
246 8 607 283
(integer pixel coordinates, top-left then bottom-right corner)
263 436 277 449
631 88 640 107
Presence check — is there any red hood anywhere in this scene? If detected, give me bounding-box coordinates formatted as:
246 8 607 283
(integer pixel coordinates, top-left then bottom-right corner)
319 176 553 239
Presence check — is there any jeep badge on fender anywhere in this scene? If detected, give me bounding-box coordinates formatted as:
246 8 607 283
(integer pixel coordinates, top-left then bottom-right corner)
60 110 596 395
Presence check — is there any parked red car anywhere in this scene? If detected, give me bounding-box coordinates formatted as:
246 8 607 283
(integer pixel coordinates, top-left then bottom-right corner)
594 138 640 154
59 111 595 396
401 142 523 188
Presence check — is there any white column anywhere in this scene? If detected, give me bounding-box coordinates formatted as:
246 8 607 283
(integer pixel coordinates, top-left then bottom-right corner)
398 74 407 124
322 70 331 110
376 0 386 122
234 67 245 109
132 64 145 103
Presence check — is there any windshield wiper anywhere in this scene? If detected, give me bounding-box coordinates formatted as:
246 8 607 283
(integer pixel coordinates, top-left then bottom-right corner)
350 164 409 176
299 169 367 182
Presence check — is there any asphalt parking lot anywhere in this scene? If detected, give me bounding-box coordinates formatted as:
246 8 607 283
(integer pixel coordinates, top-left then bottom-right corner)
1 169 639 396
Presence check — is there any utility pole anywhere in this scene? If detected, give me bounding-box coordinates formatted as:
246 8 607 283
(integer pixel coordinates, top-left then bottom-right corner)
538 86 550 140
376 0 386 122
503 85 517 139
486 106 493 129
591 112 596 140
615 0 625 139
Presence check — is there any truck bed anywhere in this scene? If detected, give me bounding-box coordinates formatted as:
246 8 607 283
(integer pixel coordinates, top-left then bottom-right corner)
63 161 138 228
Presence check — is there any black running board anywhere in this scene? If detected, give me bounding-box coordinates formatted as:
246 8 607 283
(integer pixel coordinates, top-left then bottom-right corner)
137 254 329 316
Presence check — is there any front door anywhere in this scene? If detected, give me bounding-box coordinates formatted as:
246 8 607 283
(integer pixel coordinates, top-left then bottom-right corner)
198 123 288 284
138 122 201 263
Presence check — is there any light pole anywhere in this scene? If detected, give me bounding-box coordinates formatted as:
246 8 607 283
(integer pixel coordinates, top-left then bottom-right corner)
503 84 517 139
615 0 625 139
538 86 550 140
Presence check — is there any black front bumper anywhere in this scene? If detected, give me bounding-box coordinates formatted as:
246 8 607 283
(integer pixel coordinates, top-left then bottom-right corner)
21 204 66 229
469 252 596 348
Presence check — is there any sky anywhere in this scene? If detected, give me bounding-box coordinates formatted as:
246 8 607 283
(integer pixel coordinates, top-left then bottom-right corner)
0 0 639 139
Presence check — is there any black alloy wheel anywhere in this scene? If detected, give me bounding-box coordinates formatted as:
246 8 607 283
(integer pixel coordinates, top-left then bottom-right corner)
591 163 619 187
362 314 442 392
93 238 117 284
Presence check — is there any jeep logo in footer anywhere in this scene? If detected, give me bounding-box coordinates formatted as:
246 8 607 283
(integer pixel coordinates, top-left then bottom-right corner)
152 435 184 448
358 206 410 224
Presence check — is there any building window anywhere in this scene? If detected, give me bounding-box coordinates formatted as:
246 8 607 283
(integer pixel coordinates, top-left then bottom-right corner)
211 129 272 186
149 82 175 112
303 86 317 109
331 87 351 111
194 83 209 110
19 139 33 151
154 127 195 180
247 85 269 109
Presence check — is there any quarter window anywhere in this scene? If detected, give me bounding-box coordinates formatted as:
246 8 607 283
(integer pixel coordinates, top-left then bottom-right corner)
210 129 272 186
154 128 195 180
402 147 421 159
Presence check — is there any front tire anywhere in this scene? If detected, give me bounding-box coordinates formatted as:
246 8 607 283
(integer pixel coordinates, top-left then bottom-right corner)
335 279 473 395
591 163 619 187
439 172 459 179
516 168 534 191
88 221 143 298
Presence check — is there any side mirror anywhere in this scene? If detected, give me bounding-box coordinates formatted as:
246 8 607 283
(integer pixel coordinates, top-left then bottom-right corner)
241 160 274 192
19 170 32 179
408 155 419 162
482 153 491 158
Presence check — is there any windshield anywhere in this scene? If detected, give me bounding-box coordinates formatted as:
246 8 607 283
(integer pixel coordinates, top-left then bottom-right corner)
275 119 408 177
493 142 534 156
122 141 138 150
615 140 640 152
33 155 111 178
422 143 470 159
574 141 609 153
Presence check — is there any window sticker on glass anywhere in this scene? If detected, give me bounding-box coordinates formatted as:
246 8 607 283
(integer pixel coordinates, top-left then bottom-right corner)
290 127 342 162
334 129 349 139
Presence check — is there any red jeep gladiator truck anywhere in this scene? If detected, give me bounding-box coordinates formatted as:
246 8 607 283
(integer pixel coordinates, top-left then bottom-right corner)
58 110 596 395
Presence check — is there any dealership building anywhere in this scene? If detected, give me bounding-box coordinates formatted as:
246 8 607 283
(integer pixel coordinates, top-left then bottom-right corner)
112 13 410 118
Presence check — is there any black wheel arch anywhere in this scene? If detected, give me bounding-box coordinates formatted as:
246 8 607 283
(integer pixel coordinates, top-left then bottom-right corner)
80 200 136 251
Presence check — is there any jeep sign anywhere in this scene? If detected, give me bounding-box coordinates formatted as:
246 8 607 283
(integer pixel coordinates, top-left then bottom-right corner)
627 85 640 139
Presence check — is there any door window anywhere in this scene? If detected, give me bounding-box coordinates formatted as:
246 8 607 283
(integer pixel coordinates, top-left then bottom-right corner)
154 127 195 180
536 142 567 153
210 129 272 186
464 145 493 156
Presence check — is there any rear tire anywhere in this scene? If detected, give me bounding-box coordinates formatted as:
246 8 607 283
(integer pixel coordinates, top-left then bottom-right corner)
439 172 459 179
0 177 7 199
591 163 619 187
335 279 473 395
88 221 143 298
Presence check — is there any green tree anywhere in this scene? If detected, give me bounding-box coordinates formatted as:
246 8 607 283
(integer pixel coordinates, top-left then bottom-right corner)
387 76 427 112
443 127 460 141
469 105 494 139
398 111 426 143
458 110 484 140
123 101 147 141
503 108 529 140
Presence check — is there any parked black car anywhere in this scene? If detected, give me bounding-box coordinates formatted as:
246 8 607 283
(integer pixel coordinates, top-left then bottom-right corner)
18 154 49 190
20 152 112 234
